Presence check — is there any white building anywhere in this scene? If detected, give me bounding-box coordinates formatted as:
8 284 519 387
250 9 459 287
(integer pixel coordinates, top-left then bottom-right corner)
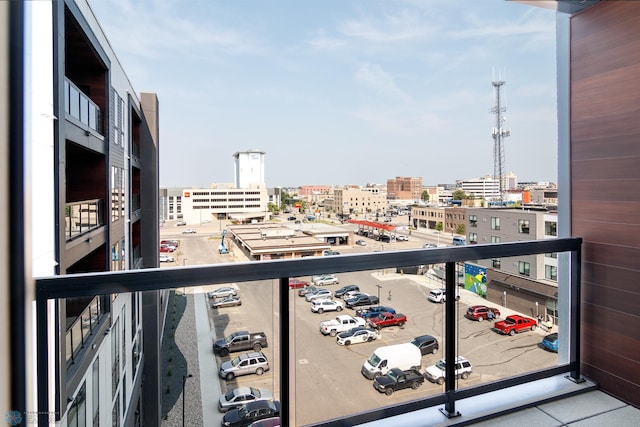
459 176 500 200
233 149 266 189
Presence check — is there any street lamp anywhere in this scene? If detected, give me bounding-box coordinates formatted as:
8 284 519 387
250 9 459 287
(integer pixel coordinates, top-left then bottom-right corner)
376 285 382 309
182 373 193 427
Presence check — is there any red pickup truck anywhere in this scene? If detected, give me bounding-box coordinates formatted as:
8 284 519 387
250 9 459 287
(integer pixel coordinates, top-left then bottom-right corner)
368 312 407 329
494 315 537 336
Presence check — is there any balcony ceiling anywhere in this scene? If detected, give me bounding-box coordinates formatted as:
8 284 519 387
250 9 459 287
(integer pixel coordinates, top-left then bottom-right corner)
512 0 600 14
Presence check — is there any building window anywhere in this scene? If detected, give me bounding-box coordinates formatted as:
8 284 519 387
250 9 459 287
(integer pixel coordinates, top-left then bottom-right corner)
492 258 501 268
545 265 557 281
518 219 530 234
518 261 530 277
68 382 86 427
491 217 500 230
112 319 120 398
469 215 477 227
93 359 99 427
469 232 478 244
545 252 557 259
545 221 557 236
491 236 500 244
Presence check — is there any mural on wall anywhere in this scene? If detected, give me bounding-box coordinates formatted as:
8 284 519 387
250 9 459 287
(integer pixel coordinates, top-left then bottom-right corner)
464 263 487 297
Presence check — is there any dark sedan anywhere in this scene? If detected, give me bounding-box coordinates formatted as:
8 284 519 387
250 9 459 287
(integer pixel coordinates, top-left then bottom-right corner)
334 284 360 298
222 400 280 427
345 294 379 309
298 285 318 297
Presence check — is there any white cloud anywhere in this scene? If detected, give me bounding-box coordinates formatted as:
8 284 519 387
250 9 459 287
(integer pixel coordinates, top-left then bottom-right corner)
354 63 411 102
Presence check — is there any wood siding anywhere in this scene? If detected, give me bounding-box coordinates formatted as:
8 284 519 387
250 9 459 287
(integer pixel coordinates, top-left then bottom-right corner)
570 1 640 407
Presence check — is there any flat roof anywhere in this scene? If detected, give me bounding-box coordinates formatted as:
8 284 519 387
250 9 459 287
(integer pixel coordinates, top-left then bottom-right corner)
227 224 331 254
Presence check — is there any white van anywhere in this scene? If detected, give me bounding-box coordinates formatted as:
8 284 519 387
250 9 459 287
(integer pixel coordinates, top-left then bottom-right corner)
361 343 422 380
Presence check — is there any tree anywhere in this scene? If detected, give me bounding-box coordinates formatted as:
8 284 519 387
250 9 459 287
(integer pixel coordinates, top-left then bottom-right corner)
421 191 430 202
267 203 279 213
456 224 465 235
452 189 467 200
435 222 443 232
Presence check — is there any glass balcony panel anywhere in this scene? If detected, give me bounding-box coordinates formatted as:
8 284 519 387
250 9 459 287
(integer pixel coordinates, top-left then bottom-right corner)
71 320 83 359
69 83 80 118
66 328 73 366
79 96 89 126
64 199 103 241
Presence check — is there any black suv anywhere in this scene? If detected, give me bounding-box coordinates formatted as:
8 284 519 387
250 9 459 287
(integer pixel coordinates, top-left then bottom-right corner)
335 284 360 298
410 335 440 355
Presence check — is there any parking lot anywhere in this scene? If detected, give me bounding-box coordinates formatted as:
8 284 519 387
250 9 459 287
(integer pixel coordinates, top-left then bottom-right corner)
161 222 558 426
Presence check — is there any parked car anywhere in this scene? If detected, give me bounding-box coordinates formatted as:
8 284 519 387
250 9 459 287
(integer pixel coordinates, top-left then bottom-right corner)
334 284 360 298
213 331 268 356
247 417 280 427
494 315 538 336
218 387 274 412
161 239 178 248
541 333 559 352
312 274 339 286
427 288 459 303
395 234 409 241
176 221 186 226
410 335 439 355
343 291 365 300
298 285 318 297
159 254 174 263
373 367 424 396
322 250 341 256
336 327 377 346
211 296 242 309
288 278 309 289
182 228 197 234
219 351 270 380
345 294 380 309
424 356 472 385
355 306 395 319
378 234 392 242
465 305 501 321
310 298 344 314
368 312 407 329
160 245 175 253
287 216 297 221
305 289 333 302
221 400 280 427
355 240 367 246
208 287 238 299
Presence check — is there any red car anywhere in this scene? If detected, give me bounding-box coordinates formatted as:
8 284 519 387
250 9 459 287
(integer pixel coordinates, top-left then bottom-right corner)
368 312 407 329
160 245 175 253
465 305 501 322
288 279 309 290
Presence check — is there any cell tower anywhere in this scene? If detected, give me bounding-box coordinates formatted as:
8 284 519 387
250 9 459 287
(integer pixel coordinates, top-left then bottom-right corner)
490 77 510 202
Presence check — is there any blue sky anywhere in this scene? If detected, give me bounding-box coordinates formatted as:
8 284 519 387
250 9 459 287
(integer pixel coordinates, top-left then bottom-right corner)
89 0 558 188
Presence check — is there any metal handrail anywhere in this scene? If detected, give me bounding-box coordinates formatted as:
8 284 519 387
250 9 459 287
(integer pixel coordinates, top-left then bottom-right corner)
35 237 582 426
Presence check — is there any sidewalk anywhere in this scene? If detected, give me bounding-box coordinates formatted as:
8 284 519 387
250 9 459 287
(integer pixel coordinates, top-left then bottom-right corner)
161 290 223 427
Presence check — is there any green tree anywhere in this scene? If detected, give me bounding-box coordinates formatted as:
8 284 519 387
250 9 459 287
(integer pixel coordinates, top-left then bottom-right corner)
267 203 279 213
421 191 430 202
452 189 466 200
456 224 465 235
435 222 443 231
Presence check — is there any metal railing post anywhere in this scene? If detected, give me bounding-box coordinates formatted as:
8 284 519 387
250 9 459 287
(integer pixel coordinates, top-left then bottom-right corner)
441 261 460 418
279 277 290 425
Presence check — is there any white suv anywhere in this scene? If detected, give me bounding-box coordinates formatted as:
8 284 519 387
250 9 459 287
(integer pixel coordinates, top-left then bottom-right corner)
424 356 472 385
427 288 460 303
310 299 344 314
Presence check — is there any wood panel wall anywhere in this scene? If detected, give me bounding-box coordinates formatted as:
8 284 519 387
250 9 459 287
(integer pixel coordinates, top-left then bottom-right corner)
570 0 640 407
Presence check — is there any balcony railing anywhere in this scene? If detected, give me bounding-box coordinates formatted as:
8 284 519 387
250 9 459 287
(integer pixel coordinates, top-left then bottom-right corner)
35 238 582 425
64 199 104 241
65 296 105 367
64 78 103 134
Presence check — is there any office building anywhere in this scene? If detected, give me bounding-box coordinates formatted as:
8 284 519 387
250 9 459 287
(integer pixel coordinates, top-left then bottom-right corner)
233 149 266 189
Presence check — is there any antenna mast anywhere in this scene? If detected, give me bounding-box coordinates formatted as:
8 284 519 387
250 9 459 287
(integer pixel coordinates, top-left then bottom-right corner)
490 77 510 202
